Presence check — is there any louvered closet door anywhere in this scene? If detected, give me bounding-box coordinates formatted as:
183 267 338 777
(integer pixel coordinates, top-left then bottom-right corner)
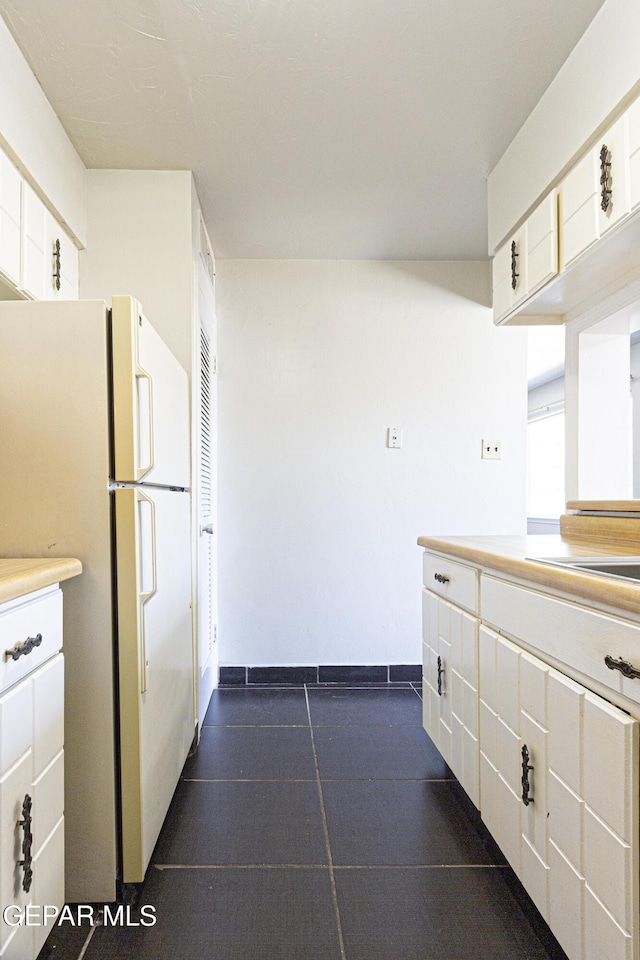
196 259 217 727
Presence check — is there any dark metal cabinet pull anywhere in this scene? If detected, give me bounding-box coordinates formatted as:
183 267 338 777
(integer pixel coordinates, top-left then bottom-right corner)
4 633 42 662
521 745 533 806
53 238 61 291
434 573 449 584
436 655 444 696
17 794 33 892
600 144 612 213
604 655 640 680
510 239 519 291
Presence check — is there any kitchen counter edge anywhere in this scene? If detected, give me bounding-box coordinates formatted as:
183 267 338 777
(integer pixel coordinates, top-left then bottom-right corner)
417 533 640 618
0 558 82 604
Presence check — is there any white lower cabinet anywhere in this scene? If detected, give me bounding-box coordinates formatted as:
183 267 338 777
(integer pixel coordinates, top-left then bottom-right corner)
422 550 640 960
479 623 639 960
422 589 480 807
0 588 65 960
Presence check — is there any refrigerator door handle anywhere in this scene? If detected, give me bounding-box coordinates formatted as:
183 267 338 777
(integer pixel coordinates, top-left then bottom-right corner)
137 491 157 694
135 364 155 481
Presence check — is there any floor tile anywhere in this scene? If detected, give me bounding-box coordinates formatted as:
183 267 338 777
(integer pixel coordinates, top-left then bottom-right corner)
83 867 343 960
313 724 448 779
183 726 316 780
322 780 501 865
203 687 309 726
36 921 93 960
152 780 327 866
334 867 562 960
308 688 422 726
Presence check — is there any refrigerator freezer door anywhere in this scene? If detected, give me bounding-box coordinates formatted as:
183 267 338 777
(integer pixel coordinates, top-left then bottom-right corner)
114 486 194 883
112 296 190 488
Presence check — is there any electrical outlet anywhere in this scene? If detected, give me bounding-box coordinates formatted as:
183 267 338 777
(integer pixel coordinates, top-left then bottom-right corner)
482 439 502 460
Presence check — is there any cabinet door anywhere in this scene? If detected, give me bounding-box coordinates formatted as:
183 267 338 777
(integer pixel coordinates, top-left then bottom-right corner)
422 590 441 753
525 190 558 296
518 653 550 920
548 671 638 960
0 749 33 955
0 150 21 287
31 816 64 957
45 213 78 300
627 95 640 212
21 184 47 301
32 653 64 777
598 117 630 238
561 118 630 269
560 148 600 268
492 225 527 324
422 590 479 806
478 628 550 915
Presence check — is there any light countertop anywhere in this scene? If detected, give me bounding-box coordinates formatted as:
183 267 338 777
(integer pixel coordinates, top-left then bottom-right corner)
0 558 82 605
417 533 640 617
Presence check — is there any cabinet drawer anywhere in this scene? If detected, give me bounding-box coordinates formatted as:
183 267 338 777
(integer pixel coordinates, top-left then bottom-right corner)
423 553 478 614
481 575 640 706
0 589 63 694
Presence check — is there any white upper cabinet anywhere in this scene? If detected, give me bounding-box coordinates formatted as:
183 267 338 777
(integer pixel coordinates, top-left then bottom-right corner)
0 151 21 287
492 191 558 324
627 96 640 213
21 182 47 300
560 116 630 270
21 182 78 301
45 210 78 300
525 190 559 295
493 95 640 324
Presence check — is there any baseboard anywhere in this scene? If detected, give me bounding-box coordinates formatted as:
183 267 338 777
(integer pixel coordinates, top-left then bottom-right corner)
218 664 422 686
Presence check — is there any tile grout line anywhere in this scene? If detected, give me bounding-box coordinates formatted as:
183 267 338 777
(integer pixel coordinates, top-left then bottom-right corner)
304 684 347 960
76 922 98 960
152 862 511 870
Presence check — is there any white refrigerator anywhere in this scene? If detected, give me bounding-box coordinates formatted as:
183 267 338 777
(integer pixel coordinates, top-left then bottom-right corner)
0 296 194 903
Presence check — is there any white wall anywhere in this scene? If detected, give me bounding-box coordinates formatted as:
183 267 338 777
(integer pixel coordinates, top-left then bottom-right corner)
80 170 194 373
488 0 640 253
0 15 87 245
216 259 527 667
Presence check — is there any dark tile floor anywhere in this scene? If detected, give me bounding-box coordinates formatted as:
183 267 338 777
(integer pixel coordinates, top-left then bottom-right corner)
39 682 567 960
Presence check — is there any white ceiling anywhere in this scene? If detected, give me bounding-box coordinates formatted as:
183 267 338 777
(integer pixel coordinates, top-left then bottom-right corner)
0 0 605 259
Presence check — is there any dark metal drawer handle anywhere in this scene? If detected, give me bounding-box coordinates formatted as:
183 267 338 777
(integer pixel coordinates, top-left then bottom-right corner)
53 238 61 291
5 633 42 662
436 655 444 696
17 794 33 893
434 573 450 584
604 655 640 680
521 744 533 806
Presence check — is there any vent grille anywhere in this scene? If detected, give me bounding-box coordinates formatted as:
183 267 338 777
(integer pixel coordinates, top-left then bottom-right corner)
200 326 212 517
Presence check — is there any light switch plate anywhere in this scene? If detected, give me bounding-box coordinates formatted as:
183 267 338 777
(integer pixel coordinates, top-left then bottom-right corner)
388 427 402 449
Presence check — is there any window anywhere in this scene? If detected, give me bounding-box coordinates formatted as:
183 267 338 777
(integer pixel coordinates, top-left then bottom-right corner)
527 407 565 520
